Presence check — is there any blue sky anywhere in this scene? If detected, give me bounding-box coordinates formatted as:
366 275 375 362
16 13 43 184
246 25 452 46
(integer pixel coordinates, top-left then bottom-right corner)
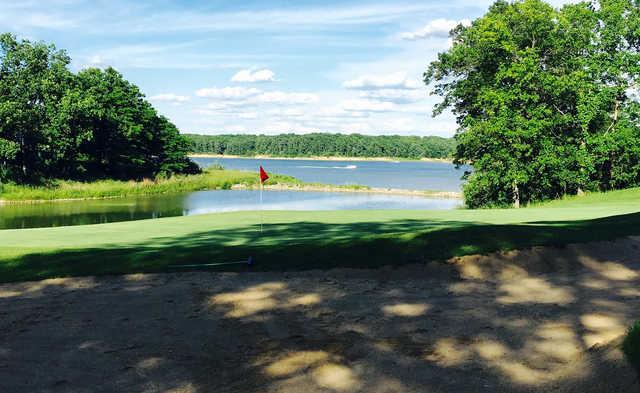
1 0 573 137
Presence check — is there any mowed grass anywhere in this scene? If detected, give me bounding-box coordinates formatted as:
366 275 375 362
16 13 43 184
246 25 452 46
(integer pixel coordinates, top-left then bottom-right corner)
1 187 640 283
0 169 301 201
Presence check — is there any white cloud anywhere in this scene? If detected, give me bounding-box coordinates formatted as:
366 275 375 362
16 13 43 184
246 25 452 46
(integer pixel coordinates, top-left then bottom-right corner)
231 68 276 83
88 55 105 66
237 112 258 119
196 86 318 106
400 18 471 40
0 6 79 31
343 72 421 90
359 89 425 104
256 91 318 105
79 54 107 69
195 86 261 99
24 13 77 29
260 121 318 134
77 40 254 70
149 93 191 103
266 108 305 118
0 2 458 35
342 99 395 112
316 107 370 119
119 3 445 34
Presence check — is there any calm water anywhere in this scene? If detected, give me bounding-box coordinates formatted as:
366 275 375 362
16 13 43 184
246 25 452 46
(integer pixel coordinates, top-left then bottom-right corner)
193 157 467 191
0 158 466 230
0 190 460 230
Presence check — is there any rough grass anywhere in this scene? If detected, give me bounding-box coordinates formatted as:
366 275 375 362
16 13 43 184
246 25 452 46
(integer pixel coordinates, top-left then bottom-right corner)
1 187 640 283
623 320 640 374
0 169 302 201
531 187 640 208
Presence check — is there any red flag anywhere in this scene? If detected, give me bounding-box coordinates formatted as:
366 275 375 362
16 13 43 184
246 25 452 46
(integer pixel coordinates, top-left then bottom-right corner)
259 166 269 183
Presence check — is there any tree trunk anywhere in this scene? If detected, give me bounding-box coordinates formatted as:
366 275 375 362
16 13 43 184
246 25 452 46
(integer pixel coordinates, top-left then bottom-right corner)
513 182 520 209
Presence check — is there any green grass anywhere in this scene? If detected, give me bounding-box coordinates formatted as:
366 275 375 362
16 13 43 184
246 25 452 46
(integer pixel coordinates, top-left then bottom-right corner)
1 187 639 283
0 169 302 201
623 320 640 375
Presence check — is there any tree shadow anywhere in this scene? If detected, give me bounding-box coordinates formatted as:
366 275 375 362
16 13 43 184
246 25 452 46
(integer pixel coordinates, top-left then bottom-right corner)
2 212 640 283
1 235 639 392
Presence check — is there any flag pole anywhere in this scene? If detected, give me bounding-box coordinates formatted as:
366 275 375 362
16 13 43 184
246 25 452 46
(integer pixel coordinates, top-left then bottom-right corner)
259 179 263 232
258 165 268 233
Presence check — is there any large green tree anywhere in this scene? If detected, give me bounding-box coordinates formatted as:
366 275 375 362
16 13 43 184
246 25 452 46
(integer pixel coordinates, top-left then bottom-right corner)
0 33 74 183
0 33 198 184
426 0 640 207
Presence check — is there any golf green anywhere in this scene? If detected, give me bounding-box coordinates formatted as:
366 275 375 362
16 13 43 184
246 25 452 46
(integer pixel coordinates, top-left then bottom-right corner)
1 187 640 283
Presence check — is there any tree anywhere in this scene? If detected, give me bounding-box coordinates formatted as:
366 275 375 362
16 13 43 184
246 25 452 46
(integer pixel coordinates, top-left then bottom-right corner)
425 0 640 207
185 133 457 159
0 33 199 184
0 33 74 183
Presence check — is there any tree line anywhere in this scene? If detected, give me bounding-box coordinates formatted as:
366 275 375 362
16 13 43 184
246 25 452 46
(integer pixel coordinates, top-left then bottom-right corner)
427 0 640 207
186 133 456 159
0 33 199 185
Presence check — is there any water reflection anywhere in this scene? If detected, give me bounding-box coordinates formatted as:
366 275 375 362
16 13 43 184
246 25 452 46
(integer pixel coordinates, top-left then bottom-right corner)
192 157 468 191
0 190 461 230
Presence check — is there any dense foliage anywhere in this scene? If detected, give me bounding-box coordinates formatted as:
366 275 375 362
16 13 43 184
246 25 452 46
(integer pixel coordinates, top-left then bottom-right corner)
623 320 640 373
187 133 456 159
0 33 198 185
426 0 640 207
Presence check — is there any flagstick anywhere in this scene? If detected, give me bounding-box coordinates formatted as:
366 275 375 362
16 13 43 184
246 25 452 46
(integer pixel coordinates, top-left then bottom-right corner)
259 180 263 232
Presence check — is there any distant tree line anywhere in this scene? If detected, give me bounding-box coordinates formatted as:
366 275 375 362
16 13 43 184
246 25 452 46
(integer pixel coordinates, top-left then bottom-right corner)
0 33 199 185
427 0 640 207
186 133 456 159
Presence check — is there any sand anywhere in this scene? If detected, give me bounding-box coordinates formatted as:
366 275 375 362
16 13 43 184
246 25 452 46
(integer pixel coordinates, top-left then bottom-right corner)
1 237 639 392
231 183 463 199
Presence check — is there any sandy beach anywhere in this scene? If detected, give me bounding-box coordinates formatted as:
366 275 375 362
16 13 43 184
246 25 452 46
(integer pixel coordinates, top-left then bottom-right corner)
231 183 463 199
1 237 638 392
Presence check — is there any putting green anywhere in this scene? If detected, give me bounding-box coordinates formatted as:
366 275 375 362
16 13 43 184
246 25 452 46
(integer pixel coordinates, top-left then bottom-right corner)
1 187 640 283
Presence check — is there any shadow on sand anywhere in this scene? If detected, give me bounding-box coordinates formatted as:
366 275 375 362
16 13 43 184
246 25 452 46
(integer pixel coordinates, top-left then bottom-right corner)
0 220 639 391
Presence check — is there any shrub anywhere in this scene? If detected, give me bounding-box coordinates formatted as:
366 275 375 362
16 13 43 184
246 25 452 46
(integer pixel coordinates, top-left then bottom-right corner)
623 320 640 374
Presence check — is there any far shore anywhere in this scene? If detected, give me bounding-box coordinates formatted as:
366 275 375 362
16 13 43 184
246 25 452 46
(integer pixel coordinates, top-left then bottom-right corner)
0 185 462 205
188 153 454 164
0 167 462 205
233 183 462 199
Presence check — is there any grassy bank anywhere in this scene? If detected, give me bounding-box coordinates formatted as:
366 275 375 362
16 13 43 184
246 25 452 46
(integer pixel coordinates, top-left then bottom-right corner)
0 169 462 203
0 169 303 202
1 187 639 283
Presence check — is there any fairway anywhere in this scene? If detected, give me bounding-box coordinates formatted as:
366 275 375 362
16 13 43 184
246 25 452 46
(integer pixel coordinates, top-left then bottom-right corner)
2 188 640 283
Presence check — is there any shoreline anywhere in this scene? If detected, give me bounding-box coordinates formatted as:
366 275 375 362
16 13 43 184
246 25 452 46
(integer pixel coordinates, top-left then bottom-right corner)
234 183 462 199
0 186 462 205
188 153 454 164
0 184 462 205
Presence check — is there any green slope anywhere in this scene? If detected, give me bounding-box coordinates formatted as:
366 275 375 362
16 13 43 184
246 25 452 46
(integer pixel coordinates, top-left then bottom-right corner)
1 188 640 283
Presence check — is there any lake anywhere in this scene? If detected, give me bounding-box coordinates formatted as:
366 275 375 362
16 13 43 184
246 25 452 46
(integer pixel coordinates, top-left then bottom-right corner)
0 157 466 230
192 157 467 191
0 190 461 230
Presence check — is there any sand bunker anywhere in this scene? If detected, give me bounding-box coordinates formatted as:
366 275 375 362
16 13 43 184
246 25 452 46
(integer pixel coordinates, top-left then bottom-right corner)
1 237 639 392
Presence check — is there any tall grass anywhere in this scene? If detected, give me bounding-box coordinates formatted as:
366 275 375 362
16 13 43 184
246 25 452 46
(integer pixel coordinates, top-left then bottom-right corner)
0 169 302 201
